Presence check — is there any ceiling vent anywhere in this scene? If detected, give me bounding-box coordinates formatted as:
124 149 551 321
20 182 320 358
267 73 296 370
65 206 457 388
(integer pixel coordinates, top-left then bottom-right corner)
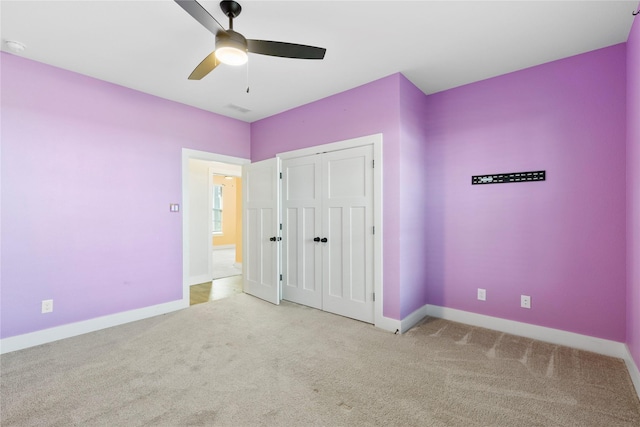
226 103 251 114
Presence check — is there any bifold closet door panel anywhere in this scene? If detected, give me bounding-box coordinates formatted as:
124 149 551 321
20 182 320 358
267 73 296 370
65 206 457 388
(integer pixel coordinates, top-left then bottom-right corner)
281 155 322 309
322 145 374 323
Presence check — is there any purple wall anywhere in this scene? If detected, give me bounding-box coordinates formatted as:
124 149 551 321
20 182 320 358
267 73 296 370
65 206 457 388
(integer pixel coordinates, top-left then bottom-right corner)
1 34 633 346
422 45 627 342
398 76 431 318
251 45 629 338
627 9 640 368
250 75 403 319
1 53 250 338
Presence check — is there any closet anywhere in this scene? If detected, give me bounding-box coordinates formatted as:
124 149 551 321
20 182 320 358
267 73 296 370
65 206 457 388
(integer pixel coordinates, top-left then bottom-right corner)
281 145 374 323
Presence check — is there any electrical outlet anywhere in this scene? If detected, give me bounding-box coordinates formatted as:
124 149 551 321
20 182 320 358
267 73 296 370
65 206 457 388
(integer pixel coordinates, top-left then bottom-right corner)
521 295 531 309
41 299 53 313
477 288 486 301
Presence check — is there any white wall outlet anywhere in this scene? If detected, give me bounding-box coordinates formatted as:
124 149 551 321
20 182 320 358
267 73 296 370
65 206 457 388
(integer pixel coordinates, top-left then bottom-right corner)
477 288 486 301
41 299 53 313
521 295 531 309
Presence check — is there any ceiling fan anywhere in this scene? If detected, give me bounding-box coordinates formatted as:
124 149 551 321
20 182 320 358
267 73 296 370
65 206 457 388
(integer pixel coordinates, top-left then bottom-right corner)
175 0 327 80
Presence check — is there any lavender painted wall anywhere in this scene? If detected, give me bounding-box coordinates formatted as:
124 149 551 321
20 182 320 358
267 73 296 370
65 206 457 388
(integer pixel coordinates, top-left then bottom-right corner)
1 35 632 345
250 75 403 319
422 45 627 342
398 76 431 318
1 53 250 338
627 9 640 368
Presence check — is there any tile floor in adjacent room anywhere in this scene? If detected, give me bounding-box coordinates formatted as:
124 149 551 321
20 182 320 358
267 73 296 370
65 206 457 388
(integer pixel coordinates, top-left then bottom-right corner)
211 246 242 279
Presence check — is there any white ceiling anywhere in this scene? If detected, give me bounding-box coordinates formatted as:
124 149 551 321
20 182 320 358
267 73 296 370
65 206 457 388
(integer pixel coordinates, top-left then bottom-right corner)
1 1 637 122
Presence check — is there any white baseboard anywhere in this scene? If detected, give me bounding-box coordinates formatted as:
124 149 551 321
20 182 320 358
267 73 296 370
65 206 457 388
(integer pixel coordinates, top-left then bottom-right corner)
212 244 235 250
399 305 430 333
423 304 628 359
624 346 640 400
375 315 400 333
0 299 187 355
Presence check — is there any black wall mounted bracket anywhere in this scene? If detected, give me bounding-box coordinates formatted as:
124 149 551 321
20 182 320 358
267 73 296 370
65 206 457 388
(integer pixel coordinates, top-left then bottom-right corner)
472 170 545 185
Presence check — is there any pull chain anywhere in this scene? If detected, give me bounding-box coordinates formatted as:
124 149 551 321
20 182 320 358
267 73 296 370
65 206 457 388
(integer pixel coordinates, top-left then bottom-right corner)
246 59 250 93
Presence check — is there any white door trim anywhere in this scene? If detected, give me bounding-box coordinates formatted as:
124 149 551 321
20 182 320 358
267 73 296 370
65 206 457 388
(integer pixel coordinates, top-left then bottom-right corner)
277 134 385 329
182 149 250 305
277 134 381 160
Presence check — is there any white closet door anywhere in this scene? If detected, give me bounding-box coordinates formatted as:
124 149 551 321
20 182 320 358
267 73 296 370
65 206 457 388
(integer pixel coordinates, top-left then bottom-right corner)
322 145 374 323
281 156 322 309
243 158 281 305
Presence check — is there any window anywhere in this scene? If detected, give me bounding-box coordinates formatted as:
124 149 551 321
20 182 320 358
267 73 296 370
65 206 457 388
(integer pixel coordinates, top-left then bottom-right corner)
213 185 223 234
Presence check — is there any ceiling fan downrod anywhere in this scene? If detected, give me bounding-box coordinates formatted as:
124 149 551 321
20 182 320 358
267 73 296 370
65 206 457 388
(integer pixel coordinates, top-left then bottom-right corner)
220 0 242 29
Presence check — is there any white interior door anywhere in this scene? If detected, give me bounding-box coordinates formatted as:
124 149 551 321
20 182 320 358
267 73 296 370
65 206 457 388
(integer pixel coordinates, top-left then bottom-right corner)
243 158 280 305
322 145 374 323
281 155 322 309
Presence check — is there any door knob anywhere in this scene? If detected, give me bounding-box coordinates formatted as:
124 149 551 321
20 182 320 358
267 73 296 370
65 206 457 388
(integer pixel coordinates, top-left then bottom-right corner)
269 237 277 241
321 238 328 243
313 237 321 242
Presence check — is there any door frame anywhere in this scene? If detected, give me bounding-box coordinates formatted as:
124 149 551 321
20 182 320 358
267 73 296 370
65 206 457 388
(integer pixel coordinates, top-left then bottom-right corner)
181 148 250 305
276 134 384 327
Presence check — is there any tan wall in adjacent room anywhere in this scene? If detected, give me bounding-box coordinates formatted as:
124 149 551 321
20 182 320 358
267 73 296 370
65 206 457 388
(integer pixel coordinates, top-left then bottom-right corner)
212 175 238 247
213 175 242 263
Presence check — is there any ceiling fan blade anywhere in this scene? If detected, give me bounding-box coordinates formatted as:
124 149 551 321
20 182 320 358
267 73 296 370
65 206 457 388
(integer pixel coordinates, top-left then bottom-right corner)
175 0 225 37
188 51 220 80
247 40 326 60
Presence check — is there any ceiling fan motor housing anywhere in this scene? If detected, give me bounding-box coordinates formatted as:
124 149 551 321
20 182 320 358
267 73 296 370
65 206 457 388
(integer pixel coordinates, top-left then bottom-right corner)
216 30 247 52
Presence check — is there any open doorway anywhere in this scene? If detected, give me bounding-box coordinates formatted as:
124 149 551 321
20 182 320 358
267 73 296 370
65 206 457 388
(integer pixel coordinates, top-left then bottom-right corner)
182 149 249 306
200 168 244 304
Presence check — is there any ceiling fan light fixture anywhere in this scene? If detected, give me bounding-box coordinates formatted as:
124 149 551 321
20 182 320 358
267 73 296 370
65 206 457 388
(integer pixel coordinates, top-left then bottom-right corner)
215 30 248 66
215 46 247 65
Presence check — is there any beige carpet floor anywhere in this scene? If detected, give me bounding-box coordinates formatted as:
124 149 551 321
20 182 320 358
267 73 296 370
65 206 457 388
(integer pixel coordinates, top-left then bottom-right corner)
1 293 639 426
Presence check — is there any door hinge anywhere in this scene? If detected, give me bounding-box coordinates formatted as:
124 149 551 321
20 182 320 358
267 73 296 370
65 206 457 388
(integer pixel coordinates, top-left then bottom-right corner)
372 292 375 302
279 172 283 179
280 274 283 281
372 159 375 168
280 223 283 230
372 226 375 235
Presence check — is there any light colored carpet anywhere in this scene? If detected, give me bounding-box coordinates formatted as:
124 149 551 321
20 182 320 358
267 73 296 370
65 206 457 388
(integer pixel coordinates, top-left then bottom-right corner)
212 247 242 279
1 293 639 426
